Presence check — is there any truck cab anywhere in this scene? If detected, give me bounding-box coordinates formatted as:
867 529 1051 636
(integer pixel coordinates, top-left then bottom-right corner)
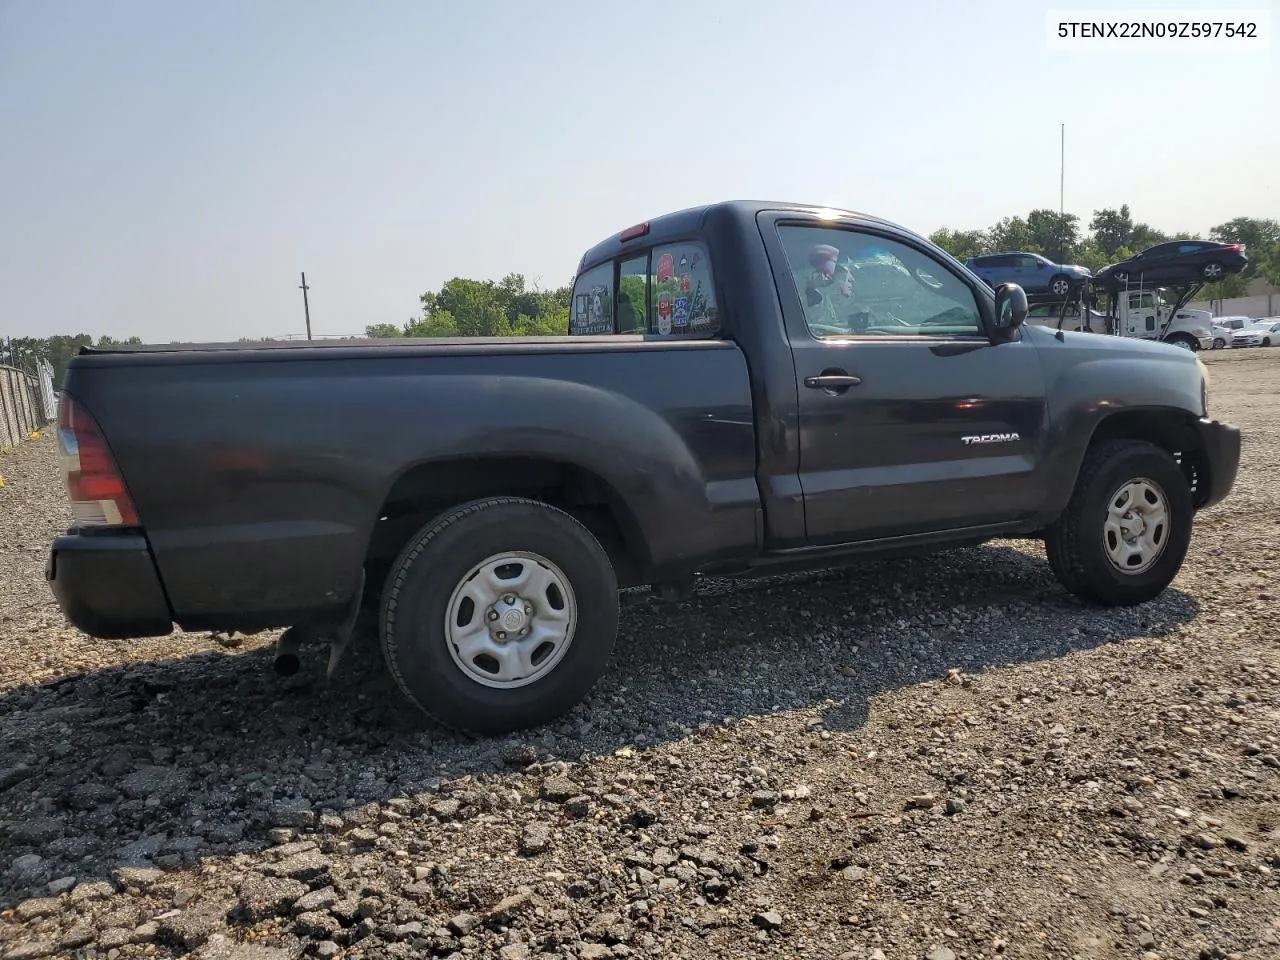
1113 290 1213 351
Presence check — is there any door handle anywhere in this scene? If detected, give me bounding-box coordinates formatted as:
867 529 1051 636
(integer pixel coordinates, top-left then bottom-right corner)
804 373 862 391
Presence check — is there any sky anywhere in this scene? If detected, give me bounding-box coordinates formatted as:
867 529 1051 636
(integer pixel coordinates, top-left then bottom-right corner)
1 0 1276 342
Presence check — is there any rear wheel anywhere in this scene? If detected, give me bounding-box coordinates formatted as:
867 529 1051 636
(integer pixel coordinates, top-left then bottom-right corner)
1045 440 1193 606
379 497 619 734
1049 275 1072 297
1202 261 1224 281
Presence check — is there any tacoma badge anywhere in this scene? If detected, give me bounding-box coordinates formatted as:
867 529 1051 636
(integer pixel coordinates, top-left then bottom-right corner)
961 433 1020 445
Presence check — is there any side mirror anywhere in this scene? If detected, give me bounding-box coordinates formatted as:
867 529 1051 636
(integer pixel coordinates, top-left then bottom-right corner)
993 283 1028 338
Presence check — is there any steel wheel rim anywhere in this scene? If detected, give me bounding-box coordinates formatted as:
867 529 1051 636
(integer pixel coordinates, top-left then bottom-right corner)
1051 279 1070 296
1103 477 1170 576
444 551 577 689
1172 339 1193 351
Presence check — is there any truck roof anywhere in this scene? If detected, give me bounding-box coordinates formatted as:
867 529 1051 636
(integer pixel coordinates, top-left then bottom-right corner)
576 200 910 273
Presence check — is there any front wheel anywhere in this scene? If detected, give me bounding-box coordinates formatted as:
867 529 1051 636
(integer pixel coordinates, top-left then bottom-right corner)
1049 275 1072 297
379 497 619 734
1166 334 1198 351
1045 440 1193 606
1213 337 1226 349
1202 261 1224 281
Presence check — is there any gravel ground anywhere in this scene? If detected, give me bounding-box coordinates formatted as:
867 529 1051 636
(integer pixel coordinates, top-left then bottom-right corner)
1 350 1277 960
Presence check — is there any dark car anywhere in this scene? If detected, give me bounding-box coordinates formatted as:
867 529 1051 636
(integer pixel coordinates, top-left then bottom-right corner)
1095 240 1247 289
47 201 1242 734
963 251 1091 297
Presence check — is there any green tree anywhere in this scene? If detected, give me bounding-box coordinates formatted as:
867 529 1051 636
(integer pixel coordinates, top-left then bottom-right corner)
987 216 1039 254
1128 222 1169 252
1209 216 1280 253
96 335 142 346
1259 245 1280 287
1072 237 1111 274
1089 206 1134 257
404 308 460 338
1199 274 1250 303
1026 209 1080 263
365 323 402 338
928 228 989 261
1209 217 1280 282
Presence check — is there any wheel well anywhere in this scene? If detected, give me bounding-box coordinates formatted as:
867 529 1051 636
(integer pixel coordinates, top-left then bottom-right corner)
1088 409 1209 507
363 457 648 593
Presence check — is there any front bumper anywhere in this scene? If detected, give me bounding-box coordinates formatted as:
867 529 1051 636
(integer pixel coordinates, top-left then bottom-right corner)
1196 334 1213 350
1191 418 1241 511
46 530 174 639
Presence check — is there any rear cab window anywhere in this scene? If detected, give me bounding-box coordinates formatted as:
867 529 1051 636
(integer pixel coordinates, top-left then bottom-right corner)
569 241 722 337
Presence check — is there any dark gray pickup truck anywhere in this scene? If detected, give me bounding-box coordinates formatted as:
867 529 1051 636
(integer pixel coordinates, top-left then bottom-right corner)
48 201 1241 733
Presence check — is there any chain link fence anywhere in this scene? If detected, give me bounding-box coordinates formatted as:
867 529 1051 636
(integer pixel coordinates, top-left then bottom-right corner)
0 360 56 453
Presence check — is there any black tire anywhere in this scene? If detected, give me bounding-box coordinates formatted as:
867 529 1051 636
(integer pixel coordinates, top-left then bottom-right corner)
1213 338 1226 350
1165 333 1198 352
1048 275 1072 297
1045 440 1193 607
1201 261 1223 281
379 497 619 735
1264 337 1273 347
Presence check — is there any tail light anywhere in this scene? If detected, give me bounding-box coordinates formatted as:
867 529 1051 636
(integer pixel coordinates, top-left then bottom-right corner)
1223 243 1244 253
58 395 139 527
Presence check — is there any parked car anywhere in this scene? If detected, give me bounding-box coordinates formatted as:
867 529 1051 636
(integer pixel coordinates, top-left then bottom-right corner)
1231 319 1280 347
1095 240 1247 289
963 252 1091 297
47 201 1242 734
1216 315 1254 339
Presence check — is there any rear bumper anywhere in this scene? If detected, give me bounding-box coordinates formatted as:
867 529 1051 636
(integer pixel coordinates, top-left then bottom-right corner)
46 530 174 639
1192 418 1241 511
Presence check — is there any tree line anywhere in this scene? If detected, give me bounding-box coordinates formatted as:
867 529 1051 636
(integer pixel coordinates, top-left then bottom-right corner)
929 207 1280 301
8 209 1278 385
1 334 141 386
364 273 571 340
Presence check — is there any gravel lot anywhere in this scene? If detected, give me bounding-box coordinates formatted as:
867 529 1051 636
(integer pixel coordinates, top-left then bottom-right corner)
1 350 1277 960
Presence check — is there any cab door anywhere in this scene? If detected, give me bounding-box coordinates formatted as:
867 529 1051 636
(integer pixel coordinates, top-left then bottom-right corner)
1122 292 1158 338
758 214 1050 545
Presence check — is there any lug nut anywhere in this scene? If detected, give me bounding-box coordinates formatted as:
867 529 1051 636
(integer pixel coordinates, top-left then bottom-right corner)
488 610 499 621
496 631 507 641
503 594 515 604
524 604 533 615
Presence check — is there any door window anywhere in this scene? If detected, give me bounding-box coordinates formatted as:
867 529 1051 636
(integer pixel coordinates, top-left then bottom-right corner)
777 225 984 339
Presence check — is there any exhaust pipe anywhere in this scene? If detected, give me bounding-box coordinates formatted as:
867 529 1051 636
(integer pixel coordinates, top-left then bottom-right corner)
273 628 302 676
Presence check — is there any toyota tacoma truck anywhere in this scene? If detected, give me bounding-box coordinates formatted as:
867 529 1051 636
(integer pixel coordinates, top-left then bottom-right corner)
47 201 1242 734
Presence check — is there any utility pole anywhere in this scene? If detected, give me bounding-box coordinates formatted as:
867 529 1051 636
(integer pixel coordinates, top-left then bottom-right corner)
1059 123 1065 217
1058 122 1066 263
299 272 313 341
